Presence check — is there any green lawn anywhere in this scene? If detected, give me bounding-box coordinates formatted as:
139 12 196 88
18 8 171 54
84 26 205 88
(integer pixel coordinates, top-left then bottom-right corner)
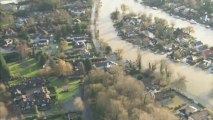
8 58 40 86
49 77 80 103
66 45 73 50
8 58 40 78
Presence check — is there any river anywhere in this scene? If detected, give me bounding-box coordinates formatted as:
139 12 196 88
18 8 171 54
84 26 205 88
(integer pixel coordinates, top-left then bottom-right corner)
97 0 213 108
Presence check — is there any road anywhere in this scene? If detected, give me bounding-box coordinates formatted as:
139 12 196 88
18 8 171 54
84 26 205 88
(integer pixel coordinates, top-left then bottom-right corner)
97 0 213 109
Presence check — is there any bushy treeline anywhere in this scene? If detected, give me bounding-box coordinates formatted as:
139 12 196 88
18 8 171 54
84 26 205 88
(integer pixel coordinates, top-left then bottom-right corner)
84 67 178 120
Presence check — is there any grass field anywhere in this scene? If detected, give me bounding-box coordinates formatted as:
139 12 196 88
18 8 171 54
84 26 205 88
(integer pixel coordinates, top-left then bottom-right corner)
8 58 40 78
49 77 81 103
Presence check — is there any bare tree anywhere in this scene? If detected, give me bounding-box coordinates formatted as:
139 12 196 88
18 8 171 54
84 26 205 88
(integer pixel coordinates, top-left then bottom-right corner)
16 42 30 60
74 97 84 111
121 4 129 15
39 66 53 76
136 51 142 71
171 75 187 91
85 65 178 120
183 26 195 35
116 48 124 60
0 84 6 94
0 102 8 119
59 40 68 52
54 60 73 77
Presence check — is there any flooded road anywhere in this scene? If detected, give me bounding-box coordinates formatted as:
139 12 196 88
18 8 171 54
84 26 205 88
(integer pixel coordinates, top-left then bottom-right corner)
97 0 213 108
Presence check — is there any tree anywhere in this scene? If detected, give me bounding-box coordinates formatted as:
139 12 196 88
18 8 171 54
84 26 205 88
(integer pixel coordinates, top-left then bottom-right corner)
74 97 84 111
84 59 92 73
136 52 142 71
84 67 178 120
121 4 129 15
116 49 124 60
111 9 121 21
34 105 41 118
183 26 195 35
0 55 11 83
30 0 61 12
74 24 82 34
16 42 30 60
105 46 112 55
39 66 52 76
188 0 198 9
0 102 8 119
0 84 6 94
54 60 73 77
59 40 68 52
171 75 187 90
142 37 150 47
38 52 49 66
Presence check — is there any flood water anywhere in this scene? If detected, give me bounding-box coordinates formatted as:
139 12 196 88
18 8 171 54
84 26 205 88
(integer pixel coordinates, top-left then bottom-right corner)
98 0 213 108
0 0 18 4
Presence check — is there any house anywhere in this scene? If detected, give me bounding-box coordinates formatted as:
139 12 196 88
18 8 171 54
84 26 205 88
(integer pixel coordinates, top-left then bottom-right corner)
195 45 208 53
197 60 212 69
175 37 190 44
189 9 199 19
74 19 81 24
191 41 203 49
173 6 185 14
69 34 89 44
33 39 49 47
69 8 86 15
11 88 22 98
80 49 91 58
183 55 198 65
3 39 13 47
74 42 86 50
4 29 17 37
203 50 213 60
93 61 118 70
178 105 198 118
149 39 158 47
140 31 155 39
129 17 141 26
20 100 35 112
163 44 176 52
0 2 17 10
33 87 51 110
125 30 137 38
188 109 213 120
182 8 190 16
15 18 27 28
14 95 28 104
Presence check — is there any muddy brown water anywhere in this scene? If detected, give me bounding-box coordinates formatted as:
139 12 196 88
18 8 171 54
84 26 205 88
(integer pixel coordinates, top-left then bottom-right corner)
97 0 213 108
